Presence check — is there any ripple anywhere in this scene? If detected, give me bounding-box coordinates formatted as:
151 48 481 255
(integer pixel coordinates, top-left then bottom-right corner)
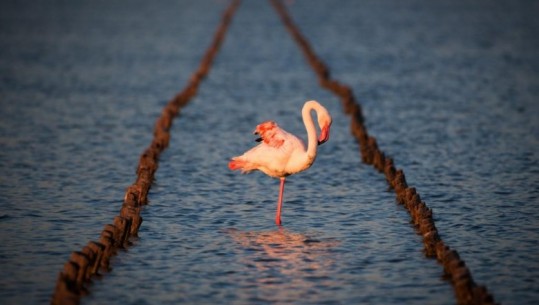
2 1 538 305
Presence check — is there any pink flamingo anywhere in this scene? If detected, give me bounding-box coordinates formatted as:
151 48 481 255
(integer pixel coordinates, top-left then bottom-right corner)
228 100 332 226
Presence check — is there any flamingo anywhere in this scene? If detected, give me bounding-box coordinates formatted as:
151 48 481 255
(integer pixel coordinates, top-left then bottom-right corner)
228 100 332 226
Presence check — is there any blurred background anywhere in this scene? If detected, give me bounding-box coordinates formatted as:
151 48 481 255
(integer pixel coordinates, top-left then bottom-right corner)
1 0 538 304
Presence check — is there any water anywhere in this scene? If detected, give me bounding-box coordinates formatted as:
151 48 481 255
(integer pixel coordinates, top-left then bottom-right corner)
1 0 538 304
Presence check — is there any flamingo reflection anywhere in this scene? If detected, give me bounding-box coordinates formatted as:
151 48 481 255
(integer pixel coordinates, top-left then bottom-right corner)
225 228 340 301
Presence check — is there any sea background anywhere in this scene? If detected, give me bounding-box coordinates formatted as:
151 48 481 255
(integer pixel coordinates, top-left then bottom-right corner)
0 0 538 304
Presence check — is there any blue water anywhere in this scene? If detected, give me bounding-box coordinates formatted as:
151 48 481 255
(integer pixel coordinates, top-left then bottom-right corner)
1 0 538 304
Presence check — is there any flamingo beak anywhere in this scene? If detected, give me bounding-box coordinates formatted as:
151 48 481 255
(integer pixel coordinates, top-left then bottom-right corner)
317 123 331 145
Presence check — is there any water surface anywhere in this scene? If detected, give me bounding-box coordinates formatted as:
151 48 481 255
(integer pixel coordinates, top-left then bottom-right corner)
0 0 538 304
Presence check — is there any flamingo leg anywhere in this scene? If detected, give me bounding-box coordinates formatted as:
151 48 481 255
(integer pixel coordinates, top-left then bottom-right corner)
275 177 285 226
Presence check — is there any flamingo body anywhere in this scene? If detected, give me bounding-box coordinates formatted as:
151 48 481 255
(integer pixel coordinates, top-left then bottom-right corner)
228 120 312 177
229 100 332 225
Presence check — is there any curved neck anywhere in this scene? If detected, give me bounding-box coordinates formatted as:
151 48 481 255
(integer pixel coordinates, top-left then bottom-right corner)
302 102 319 159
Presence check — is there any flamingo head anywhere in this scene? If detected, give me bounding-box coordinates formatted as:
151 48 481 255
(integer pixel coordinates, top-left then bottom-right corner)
317 111 332 145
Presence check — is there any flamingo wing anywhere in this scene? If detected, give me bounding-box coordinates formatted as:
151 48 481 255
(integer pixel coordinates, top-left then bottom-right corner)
229 121 305 177
253 121 286 148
